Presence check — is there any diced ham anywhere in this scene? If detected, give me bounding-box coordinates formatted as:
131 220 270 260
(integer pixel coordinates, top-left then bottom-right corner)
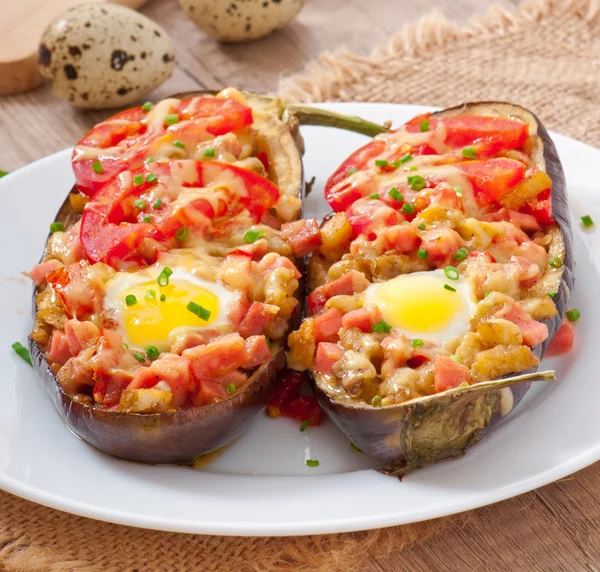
238 302 279 337
256 252 301 279
64 319 99 356
510 255 542 289
484 208 542 232
46 260 101 319
381 224 421 253
420 227 464 266
345 198 399 238
194 370 248 406
281 218 323 257
227 298 251 328
170 329 222 354
308 270 370 314
236 238 268 260
315 343 344 375
313 308 344 343
244 335 272 368
429 184 463 210
434 355 471 393
545 321 575 357
495 303 549 347
48 330 71 365
27 260 64 287
183 333 251 379
341 305 382 332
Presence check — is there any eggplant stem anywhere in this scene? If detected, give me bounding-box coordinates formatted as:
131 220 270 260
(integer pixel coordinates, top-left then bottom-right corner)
285 104 389 137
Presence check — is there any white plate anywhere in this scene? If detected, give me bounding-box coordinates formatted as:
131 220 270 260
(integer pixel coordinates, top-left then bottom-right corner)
0 103 597 536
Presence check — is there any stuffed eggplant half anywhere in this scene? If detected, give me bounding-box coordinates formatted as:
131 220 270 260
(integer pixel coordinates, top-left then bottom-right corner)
288 102 574 475
27 88 385 464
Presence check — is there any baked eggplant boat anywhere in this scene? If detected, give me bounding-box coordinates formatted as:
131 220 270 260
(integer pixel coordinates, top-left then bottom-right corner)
26 89 386 464
288 102 574 475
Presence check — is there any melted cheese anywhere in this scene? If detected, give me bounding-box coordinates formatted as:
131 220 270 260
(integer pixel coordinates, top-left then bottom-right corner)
145 98 180 133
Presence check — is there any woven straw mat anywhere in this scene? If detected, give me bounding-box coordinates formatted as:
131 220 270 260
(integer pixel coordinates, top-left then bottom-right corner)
2 0 600 570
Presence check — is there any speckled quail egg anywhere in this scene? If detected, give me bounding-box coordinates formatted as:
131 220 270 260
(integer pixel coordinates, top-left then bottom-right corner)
38 4 175 109
179 0 305 43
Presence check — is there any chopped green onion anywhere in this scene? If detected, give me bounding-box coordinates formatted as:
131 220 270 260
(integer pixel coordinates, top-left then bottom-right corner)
123 342 129 349
407 175 425 191
50 221 64 233
548 256 563 269
375 159 388 167
444 266 459 280
454 247 468 261
157 267 173 287
350 442 362 453
153 198 162 209
566 308 580 322
204 148 216 157
306 459 320 467
145 289 156 301
409 166 418 171
0 170 9 178
454 185 463 197
484 290 491 298
244 229 264 243
146 173 157 184
144 156 155 164
417 223 426 231
165 113 179 126
390 160 401 168
133 175 144 187
125 295 137 306
419 120 430 132
373 320 392 333
369 193 380 200
145 346 160 360
225 383 236 395
412 339 424 348
462 146 477 159
134 199 146 209
400 153 413 164
401 202 415 215
451 355 462 363
581 215 594 227
371 395 382 407
11 342 32 366
173 140 185 149
389 188 403 202
92 161 103 174
143 215 151 223
417 248 428 259
347 167 358 176
133 352 146 363
444 284 457 292
300 420 309 432
160 294 166 302
548 291 557 298
141 101 153 112
187 301 211 321
175 226 189 242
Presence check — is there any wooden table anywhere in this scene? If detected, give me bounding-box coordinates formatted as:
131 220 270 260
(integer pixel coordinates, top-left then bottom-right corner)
2 0 599 570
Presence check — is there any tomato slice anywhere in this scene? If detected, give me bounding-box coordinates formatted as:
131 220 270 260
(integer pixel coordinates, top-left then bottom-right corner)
80 160 280 268
72 97 253 197
459 158 526 206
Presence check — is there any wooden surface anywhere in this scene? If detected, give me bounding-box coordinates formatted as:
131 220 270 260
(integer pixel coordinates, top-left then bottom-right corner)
2 0 600 570
0 0 148 95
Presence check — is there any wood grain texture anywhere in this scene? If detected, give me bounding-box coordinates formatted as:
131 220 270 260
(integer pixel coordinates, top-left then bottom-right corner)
3 0 600 571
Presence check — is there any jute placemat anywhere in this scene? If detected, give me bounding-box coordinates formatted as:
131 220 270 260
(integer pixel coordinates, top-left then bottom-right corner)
2 0 600 570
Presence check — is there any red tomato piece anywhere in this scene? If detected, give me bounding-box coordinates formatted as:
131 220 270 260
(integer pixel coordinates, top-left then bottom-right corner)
281 218 323 257
281 396 323 426
459 158 526 206
48 330 71 366
267 369 309 418
345 198 399 238
546 321 575 357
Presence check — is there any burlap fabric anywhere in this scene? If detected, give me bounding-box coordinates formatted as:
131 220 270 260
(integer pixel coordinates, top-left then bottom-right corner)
2 0 599 570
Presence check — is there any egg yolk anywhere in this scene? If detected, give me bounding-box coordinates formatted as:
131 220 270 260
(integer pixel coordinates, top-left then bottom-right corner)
369 274 465 334
120 279 220 350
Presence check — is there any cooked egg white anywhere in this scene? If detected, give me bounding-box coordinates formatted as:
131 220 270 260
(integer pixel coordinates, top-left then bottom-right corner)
364 269 477 346
103 262 240 351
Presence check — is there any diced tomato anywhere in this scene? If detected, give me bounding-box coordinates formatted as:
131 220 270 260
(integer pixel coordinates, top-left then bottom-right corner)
429 184 463 210
183 333 250 379
315 342 344 375
496 303 549 347
420 227 464 266
406 354 429 369
72 97 253 197
244 335 273 368
64 319 100 355
267 369 308 418
46 261 100 319
313 308 344 343
281 396 323 426
48 330 71 365
28 260 64 287
238 302 279 338
346 198 399 238
520 188 554 225
381 224 421 252
459 158 526 207
307 289 328 315
341 306 382 332
546 321 575 357
484 208 542 232
281 218 323 257
434 355 471 393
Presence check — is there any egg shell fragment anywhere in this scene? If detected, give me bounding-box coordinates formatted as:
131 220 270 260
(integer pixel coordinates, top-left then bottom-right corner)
38 4 175 109
179 0 305 42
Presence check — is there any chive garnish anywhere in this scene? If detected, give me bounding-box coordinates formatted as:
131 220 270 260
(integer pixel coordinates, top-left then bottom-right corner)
133 175 144 187
412 339 424 348
375 159 388 167
419 120 430 132
173 140 185 149
373 320 392 333
157 267 173 287
133 352 146 363
462 146 477 159
204 148 216 157
11 342 32 366
369 193 380 200
300 420 309 432
407 175 425 191
187 301 211 321
50 222 64 233
145 289 156 301
417 223 426 231
548 256 563 269
306 459 320 467
581 215 594 227
134 199 146 209
141 101 153 112
451 355 462 363
225 383 236 395
444 266 459 280
350 442 362 453
409 166 418 171
92 161 103 174
145 346 160 360
389 188 403 202
144 156 155 164
566 308 580 322
153 198 162 209
347 167 358 176
125 295 137 306
548 291 557 298
401 202 415 215
454 185 463 197
371 395 382 407
160 294 166 302
400 153 413 164
165 113 179 126
143 215 151 223
444 284 457 292
175 226 189 242
417 248 428 259
146 173 157 184
454 247 468 261
244 229 264 243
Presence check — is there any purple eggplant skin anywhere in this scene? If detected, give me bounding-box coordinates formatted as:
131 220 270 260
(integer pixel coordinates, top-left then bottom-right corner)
312 102 574 476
